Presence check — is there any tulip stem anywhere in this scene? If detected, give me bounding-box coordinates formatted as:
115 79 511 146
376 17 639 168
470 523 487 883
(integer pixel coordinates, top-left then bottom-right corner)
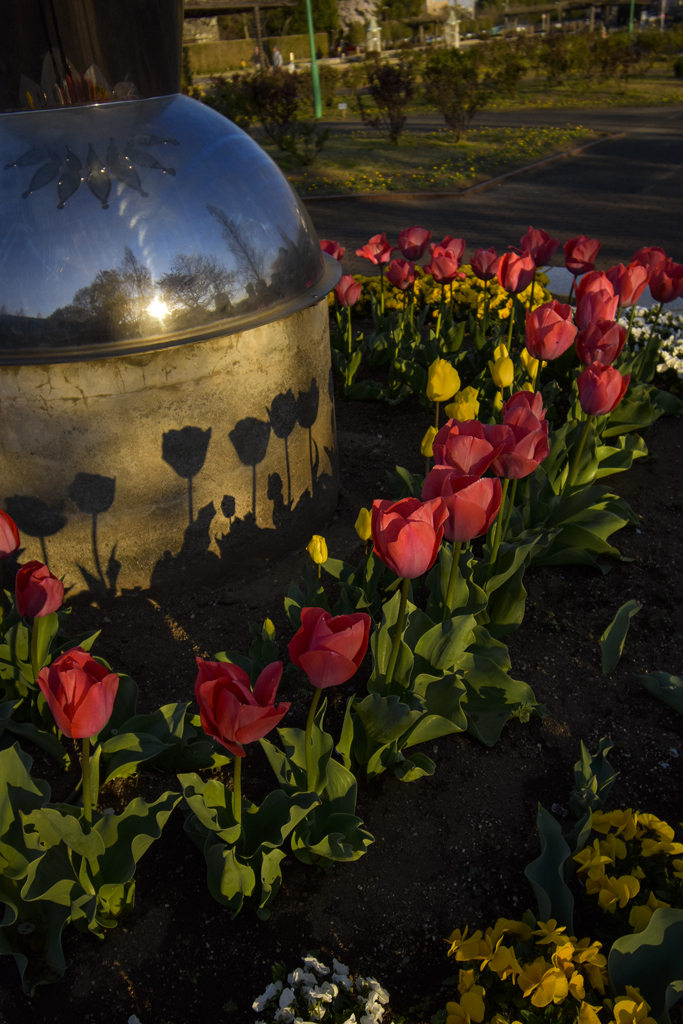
82 736 92 827
30 613 55 681
380 267 385 314
501 478 518 542
487 478 510 581
232 753 243 825
507 299 515 349
444 542 463 620
483 280 490 333
434 401 440 431
565 417 592 492
567 278 575 307
530 357 540 394
639 302 663 380
626 302 638 346
385 577 410 689
305 686 323 792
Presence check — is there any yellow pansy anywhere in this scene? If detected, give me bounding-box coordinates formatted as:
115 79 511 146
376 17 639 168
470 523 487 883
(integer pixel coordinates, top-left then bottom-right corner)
672 857 683 879
574 840 612 880
636 813 674 842
518 958 549 998
421 425 438 458
446 988 486 1024
532 968 569 1008
445 386 480 421
306 534 328 565
551 941 577 977
640 836 683 857
612 990 657 1024
491 918 533 943
569 971 586 1001
427 358 460 403
586 874 640 912
355 507 372 542
591 809 638 840
458 969 477 995
533 919 567 945
489 945 522 982
599 832 628 865
489 356 515 389
578 1002 603 1024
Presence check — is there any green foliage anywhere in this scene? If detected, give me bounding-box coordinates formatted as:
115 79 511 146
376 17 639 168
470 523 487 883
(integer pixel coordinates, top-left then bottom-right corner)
423 47 496 141
636 672 683 716
289 0 339 35
201 73 257 132
609 909 683 1024
600 599 642 674
357 57 416 144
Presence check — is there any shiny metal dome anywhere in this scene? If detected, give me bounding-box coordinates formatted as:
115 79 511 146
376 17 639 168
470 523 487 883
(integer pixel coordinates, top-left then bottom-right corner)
0 1 338 365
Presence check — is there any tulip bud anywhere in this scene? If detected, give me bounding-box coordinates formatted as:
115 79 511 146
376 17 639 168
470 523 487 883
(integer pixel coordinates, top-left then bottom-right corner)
306 535 328 566
520 347 540 381
445 386 480 421
421 425 438 458
493 342 509 361
263 618 276 639
426 358 460 403
521 382 535 392
493 391 504 412
355 508 372 542
489 356 514 389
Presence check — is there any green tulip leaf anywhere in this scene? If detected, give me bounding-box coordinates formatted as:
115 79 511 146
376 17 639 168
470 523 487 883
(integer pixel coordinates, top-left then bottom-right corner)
385 464 424 500
369 589 415 693
460 628 541 746
596 433 648 478
412 670 467 731
484 563 528 640
414 614 476 673
636 672 683 716
262 697 333 796
22 808 105 860
600 600 641 674
238 790 320 859
178 773 242 845
602 383 659 436
608 909 683 1024
651 387 683 417
290 758 373 864
0 719 67 766
204 839 256 916
524 804 575 933
393 751 436 782
0 886 70 996
569 737 618 819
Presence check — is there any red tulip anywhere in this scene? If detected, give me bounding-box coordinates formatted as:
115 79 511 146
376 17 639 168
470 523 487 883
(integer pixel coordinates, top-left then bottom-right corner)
632 246 667 271
430 419 502 479
371 496 448 578
605 262 649 308
485 408 549 479
564 235 601 276
575 270 614 305
194 658 289 757
320 239 345 262
503 390 546 422
525 300 577 360
0 511 20 559
649 259 683 305
356 232 395 265
496 251 536 295
577 362 630 416
470 247 499 282
386 258 416 291
335 274 362 307
421 471 502 544
288 606 371 689
575 289 619 331
37 646 119 739
576 319 627 366
398 226 432 261
15 560 64 618
430 236 466 262
520 226 559 266
423 254 463 285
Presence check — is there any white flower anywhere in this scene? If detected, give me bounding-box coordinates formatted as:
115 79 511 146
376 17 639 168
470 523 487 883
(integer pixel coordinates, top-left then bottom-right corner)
333 973 353 991
280 988 296 1009
332 958 350 976
365 978 389 1003
342 1016 357 1024
303 956 330 975
253 980 283 1012
274 1008 295 1023
305 984 334 1004
289 968 317 987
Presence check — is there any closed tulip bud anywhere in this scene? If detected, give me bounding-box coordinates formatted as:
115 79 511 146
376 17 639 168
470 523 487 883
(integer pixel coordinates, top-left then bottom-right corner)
493 391 504 413
470 247 499 282
15 560 64 618
398 226 432 261
386 258 416 291
334 275 362 307
493 342 509 360
564 235 601 276
288 607 371 689
371 496 449 579
649 259 683 305
489 356 514 389
520 347 540 378
525 300 578 360
445 386 480 421
0 511 20 560
577 362 630 416
355 507 372 542
520 226 559 267
421 425 438 457
521 382 534 392
306 534 328 566
496 252 536 296
320 239 345 262
426 358 460 403
37 647 119 739
263 618 276 639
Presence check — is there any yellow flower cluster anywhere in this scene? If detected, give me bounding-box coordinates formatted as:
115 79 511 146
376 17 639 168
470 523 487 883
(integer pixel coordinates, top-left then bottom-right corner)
573 809 683 932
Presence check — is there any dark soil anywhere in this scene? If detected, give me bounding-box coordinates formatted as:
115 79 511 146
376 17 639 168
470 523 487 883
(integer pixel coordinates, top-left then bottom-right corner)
2 371 683 1024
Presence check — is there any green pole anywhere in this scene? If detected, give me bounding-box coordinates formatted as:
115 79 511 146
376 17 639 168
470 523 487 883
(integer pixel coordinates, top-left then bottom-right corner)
304 0 323 118
628 0 635 34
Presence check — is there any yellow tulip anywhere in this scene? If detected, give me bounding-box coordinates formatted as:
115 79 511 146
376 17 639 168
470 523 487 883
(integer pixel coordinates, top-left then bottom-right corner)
492 391 504 413
426 357 460 403
489 356 514 389
445 386 480 421
306 534 328 565
493 342 509 360
262 618 275 639
421 425 438 458
354 507 372 543
521 382 535 392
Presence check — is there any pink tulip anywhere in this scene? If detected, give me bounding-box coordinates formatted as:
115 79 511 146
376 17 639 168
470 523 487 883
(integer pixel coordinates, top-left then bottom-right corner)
423 254 463 285
564 235 601 276
576 319 627 366
575 289 619 331
194 658 289 757
485 419 549 479
503 390 547 422
37 647 119 739
371 496 448 578
496 251 536 295
335 274 362 307
397 226 432 261
577 362 630 416
430 420 503 480
520 226 559 267
356 232 395 265
430 236 466 262
605 262 649 308
649 259 683 305
0 511 20 559
632 246 667 271
575 271 614 305
386 258 416 291
470 247 499 282
288 607 371 689
421 471 502 544
525 300 577 360
15 560 64 618
320 239 345 262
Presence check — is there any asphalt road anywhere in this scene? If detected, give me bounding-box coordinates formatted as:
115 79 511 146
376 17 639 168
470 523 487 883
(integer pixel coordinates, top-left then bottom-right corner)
304 105 683 272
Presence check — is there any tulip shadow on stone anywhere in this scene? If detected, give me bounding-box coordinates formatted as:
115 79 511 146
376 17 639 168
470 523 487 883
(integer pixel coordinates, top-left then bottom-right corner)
267 389 298 509
162 426 212 526
297 378 320 492
151 501 219 592
221 494 236 527
229 418 271 517
4 495 67 568
68 472 119 599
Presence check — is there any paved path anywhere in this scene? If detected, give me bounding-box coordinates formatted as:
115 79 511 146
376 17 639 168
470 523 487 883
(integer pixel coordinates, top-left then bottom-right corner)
304 105 683 273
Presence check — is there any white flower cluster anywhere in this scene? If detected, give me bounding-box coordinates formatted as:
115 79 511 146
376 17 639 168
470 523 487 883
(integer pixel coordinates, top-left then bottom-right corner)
618 306 683 377
252 955 389 1024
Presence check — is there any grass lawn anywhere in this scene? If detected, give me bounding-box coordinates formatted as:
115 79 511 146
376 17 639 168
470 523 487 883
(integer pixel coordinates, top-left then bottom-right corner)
263 123 599 196
487 69 683 108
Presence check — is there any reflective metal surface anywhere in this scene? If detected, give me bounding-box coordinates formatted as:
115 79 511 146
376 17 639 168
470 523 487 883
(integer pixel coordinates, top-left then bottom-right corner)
0 95 335 363
1 0 183 113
